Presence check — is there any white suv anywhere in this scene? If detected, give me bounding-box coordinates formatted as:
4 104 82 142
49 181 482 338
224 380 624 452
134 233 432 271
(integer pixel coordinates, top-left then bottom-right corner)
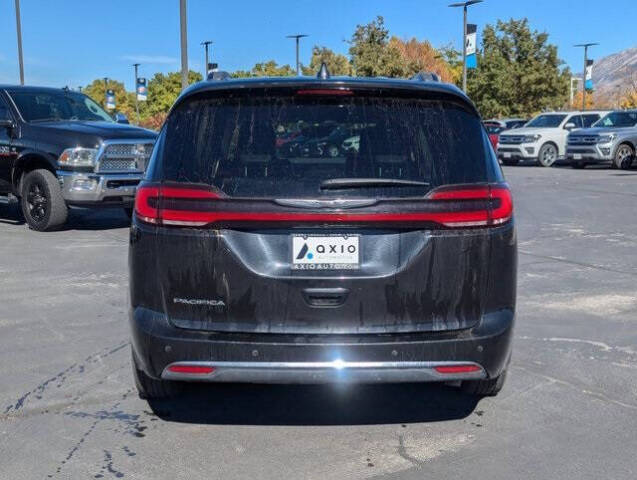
497 111 608 167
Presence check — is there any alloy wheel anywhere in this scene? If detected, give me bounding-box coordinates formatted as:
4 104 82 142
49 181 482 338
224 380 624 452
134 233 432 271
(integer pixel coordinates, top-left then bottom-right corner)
26 182 48 223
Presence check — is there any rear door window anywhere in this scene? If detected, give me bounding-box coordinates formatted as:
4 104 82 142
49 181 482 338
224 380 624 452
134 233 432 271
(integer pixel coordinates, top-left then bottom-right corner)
160 93 489 198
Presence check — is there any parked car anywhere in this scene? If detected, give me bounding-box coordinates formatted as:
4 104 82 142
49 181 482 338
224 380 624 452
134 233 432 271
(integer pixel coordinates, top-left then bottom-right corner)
566 110 637 169
129 74 516 400
0 86 156 231
484 118 528 151
497 111 607 166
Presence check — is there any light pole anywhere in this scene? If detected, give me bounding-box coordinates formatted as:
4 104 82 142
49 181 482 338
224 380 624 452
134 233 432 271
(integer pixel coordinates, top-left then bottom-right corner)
286 34 308 76
449 0 483 93
14 0 25 85
133 63 140 123
180 0 188 90
574 43 598 111
201 40 213 78
103 77 108 109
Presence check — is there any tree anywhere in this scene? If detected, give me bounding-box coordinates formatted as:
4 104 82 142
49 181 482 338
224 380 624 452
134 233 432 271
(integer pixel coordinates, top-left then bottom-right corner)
389 37 455 82
83 79 135 120
140 70 202 120
348 16 405 77
467 19 571 118
231 61 295 78
301 46 352 76
619 73 637 109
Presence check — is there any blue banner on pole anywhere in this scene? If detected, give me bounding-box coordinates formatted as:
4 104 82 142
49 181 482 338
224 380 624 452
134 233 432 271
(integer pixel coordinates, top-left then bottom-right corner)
585 59 594 90
105 89 116 110
466 24 477 70
136 78 148 101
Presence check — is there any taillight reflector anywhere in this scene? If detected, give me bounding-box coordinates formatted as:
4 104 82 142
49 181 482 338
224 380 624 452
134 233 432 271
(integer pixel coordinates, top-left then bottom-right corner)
434 365 482 374
167 365 215 375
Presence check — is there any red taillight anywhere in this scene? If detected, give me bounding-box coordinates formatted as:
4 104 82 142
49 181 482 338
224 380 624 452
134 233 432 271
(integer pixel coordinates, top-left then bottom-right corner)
434 364 482 374
296 89 353 96
428 184 513 227
167 364 215 375
135 183 512 229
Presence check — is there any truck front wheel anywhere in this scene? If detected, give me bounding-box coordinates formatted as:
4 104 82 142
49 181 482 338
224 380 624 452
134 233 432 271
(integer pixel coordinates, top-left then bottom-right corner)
20 169 68 231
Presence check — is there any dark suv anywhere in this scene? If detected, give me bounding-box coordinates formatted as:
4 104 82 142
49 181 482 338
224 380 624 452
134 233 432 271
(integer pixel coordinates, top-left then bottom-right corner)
129 74 516 400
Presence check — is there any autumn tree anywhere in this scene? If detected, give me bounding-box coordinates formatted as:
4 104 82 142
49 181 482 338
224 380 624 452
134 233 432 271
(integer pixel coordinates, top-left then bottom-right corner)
389 37 454 82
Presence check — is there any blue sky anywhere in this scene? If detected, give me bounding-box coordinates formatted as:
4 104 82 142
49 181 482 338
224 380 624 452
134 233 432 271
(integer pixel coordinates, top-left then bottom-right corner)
1 0 635 90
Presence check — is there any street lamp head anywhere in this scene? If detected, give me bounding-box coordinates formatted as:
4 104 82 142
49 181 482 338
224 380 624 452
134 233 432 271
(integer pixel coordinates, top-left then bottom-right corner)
449 0 483 7
286 34 308 39
200 40 213 46
574 43 599 48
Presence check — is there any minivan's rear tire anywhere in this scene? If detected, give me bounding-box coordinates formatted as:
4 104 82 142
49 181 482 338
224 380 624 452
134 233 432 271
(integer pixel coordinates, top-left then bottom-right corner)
538 143 558 167
132 349 181 399
614 143 634 170
21 169 68 231
461 369 507 397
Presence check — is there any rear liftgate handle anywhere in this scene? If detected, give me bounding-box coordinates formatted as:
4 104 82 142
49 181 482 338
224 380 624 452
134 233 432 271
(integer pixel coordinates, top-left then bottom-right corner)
302 288 350 308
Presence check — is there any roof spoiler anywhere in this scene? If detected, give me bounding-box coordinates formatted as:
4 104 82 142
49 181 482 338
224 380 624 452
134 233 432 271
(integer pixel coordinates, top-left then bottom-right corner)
410 72 440 82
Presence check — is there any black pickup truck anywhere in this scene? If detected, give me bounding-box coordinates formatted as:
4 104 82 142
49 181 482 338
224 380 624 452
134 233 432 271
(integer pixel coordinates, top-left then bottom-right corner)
0 85 156 231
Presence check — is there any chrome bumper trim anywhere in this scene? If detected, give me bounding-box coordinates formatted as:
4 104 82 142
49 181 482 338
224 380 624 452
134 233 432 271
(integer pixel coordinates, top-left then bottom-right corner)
57 170 142 203
161 360 487 384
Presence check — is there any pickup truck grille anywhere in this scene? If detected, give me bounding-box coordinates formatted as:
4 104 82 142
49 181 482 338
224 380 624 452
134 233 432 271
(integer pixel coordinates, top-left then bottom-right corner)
97 142 154 173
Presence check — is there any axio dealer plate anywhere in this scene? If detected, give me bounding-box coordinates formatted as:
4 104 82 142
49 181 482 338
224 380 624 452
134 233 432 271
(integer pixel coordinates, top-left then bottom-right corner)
292 235 359 270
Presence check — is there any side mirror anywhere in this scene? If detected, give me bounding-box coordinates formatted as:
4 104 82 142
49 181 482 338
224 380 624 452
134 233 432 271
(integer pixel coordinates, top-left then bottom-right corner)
114 113 129 124
0 119 15 130
564 122 576 131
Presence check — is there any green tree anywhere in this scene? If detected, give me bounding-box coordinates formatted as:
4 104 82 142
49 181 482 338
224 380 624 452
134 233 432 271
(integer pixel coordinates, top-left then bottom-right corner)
301 46 352 76
140 70 202 119
348 16 405 77
83 79 135 119
467 19 570 118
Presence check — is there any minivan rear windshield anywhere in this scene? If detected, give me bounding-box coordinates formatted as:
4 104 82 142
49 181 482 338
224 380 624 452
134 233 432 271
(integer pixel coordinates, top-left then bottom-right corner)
159 92 489 198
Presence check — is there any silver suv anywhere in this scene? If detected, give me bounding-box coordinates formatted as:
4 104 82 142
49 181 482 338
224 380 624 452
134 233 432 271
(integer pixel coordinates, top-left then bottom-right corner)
566 110 637 169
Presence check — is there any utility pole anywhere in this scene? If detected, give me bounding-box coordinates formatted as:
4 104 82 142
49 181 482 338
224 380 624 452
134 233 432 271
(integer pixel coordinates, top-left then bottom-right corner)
133 63 140 124
574 42 598 111
180 0 188 90
449 0 483 93
14 0 25 85
103 77 108 109
201 41 213 79
286 34 308 76
570 77 581 108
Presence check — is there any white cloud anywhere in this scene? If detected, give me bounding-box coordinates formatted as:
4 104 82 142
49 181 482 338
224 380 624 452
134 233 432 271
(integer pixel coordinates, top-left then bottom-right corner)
121 55 179 64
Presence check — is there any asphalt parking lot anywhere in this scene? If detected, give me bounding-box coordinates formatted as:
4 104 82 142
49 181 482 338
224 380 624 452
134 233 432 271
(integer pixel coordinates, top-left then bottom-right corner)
1 165 636 480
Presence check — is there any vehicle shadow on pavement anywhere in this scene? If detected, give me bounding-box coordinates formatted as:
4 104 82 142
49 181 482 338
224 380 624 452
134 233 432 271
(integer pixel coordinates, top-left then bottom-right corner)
147 382 480 426
0 204 25 226
61 208 131 231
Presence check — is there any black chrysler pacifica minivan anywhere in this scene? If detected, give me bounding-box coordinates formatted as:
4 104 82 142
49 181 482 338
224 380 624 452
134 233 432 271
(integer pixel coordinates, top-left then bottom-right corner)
129 73 516 400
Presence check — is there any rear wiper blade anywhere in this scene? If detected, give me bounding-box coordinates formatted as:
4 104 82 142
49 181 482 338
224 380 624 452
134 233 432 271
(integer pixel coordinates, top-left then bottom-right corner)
319 178 430 190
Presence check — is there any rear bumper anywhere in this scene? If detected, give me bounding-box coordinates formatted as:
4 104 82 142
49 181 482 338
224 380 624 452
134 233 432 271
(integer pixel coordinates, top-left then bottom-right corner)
130 307 514 384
